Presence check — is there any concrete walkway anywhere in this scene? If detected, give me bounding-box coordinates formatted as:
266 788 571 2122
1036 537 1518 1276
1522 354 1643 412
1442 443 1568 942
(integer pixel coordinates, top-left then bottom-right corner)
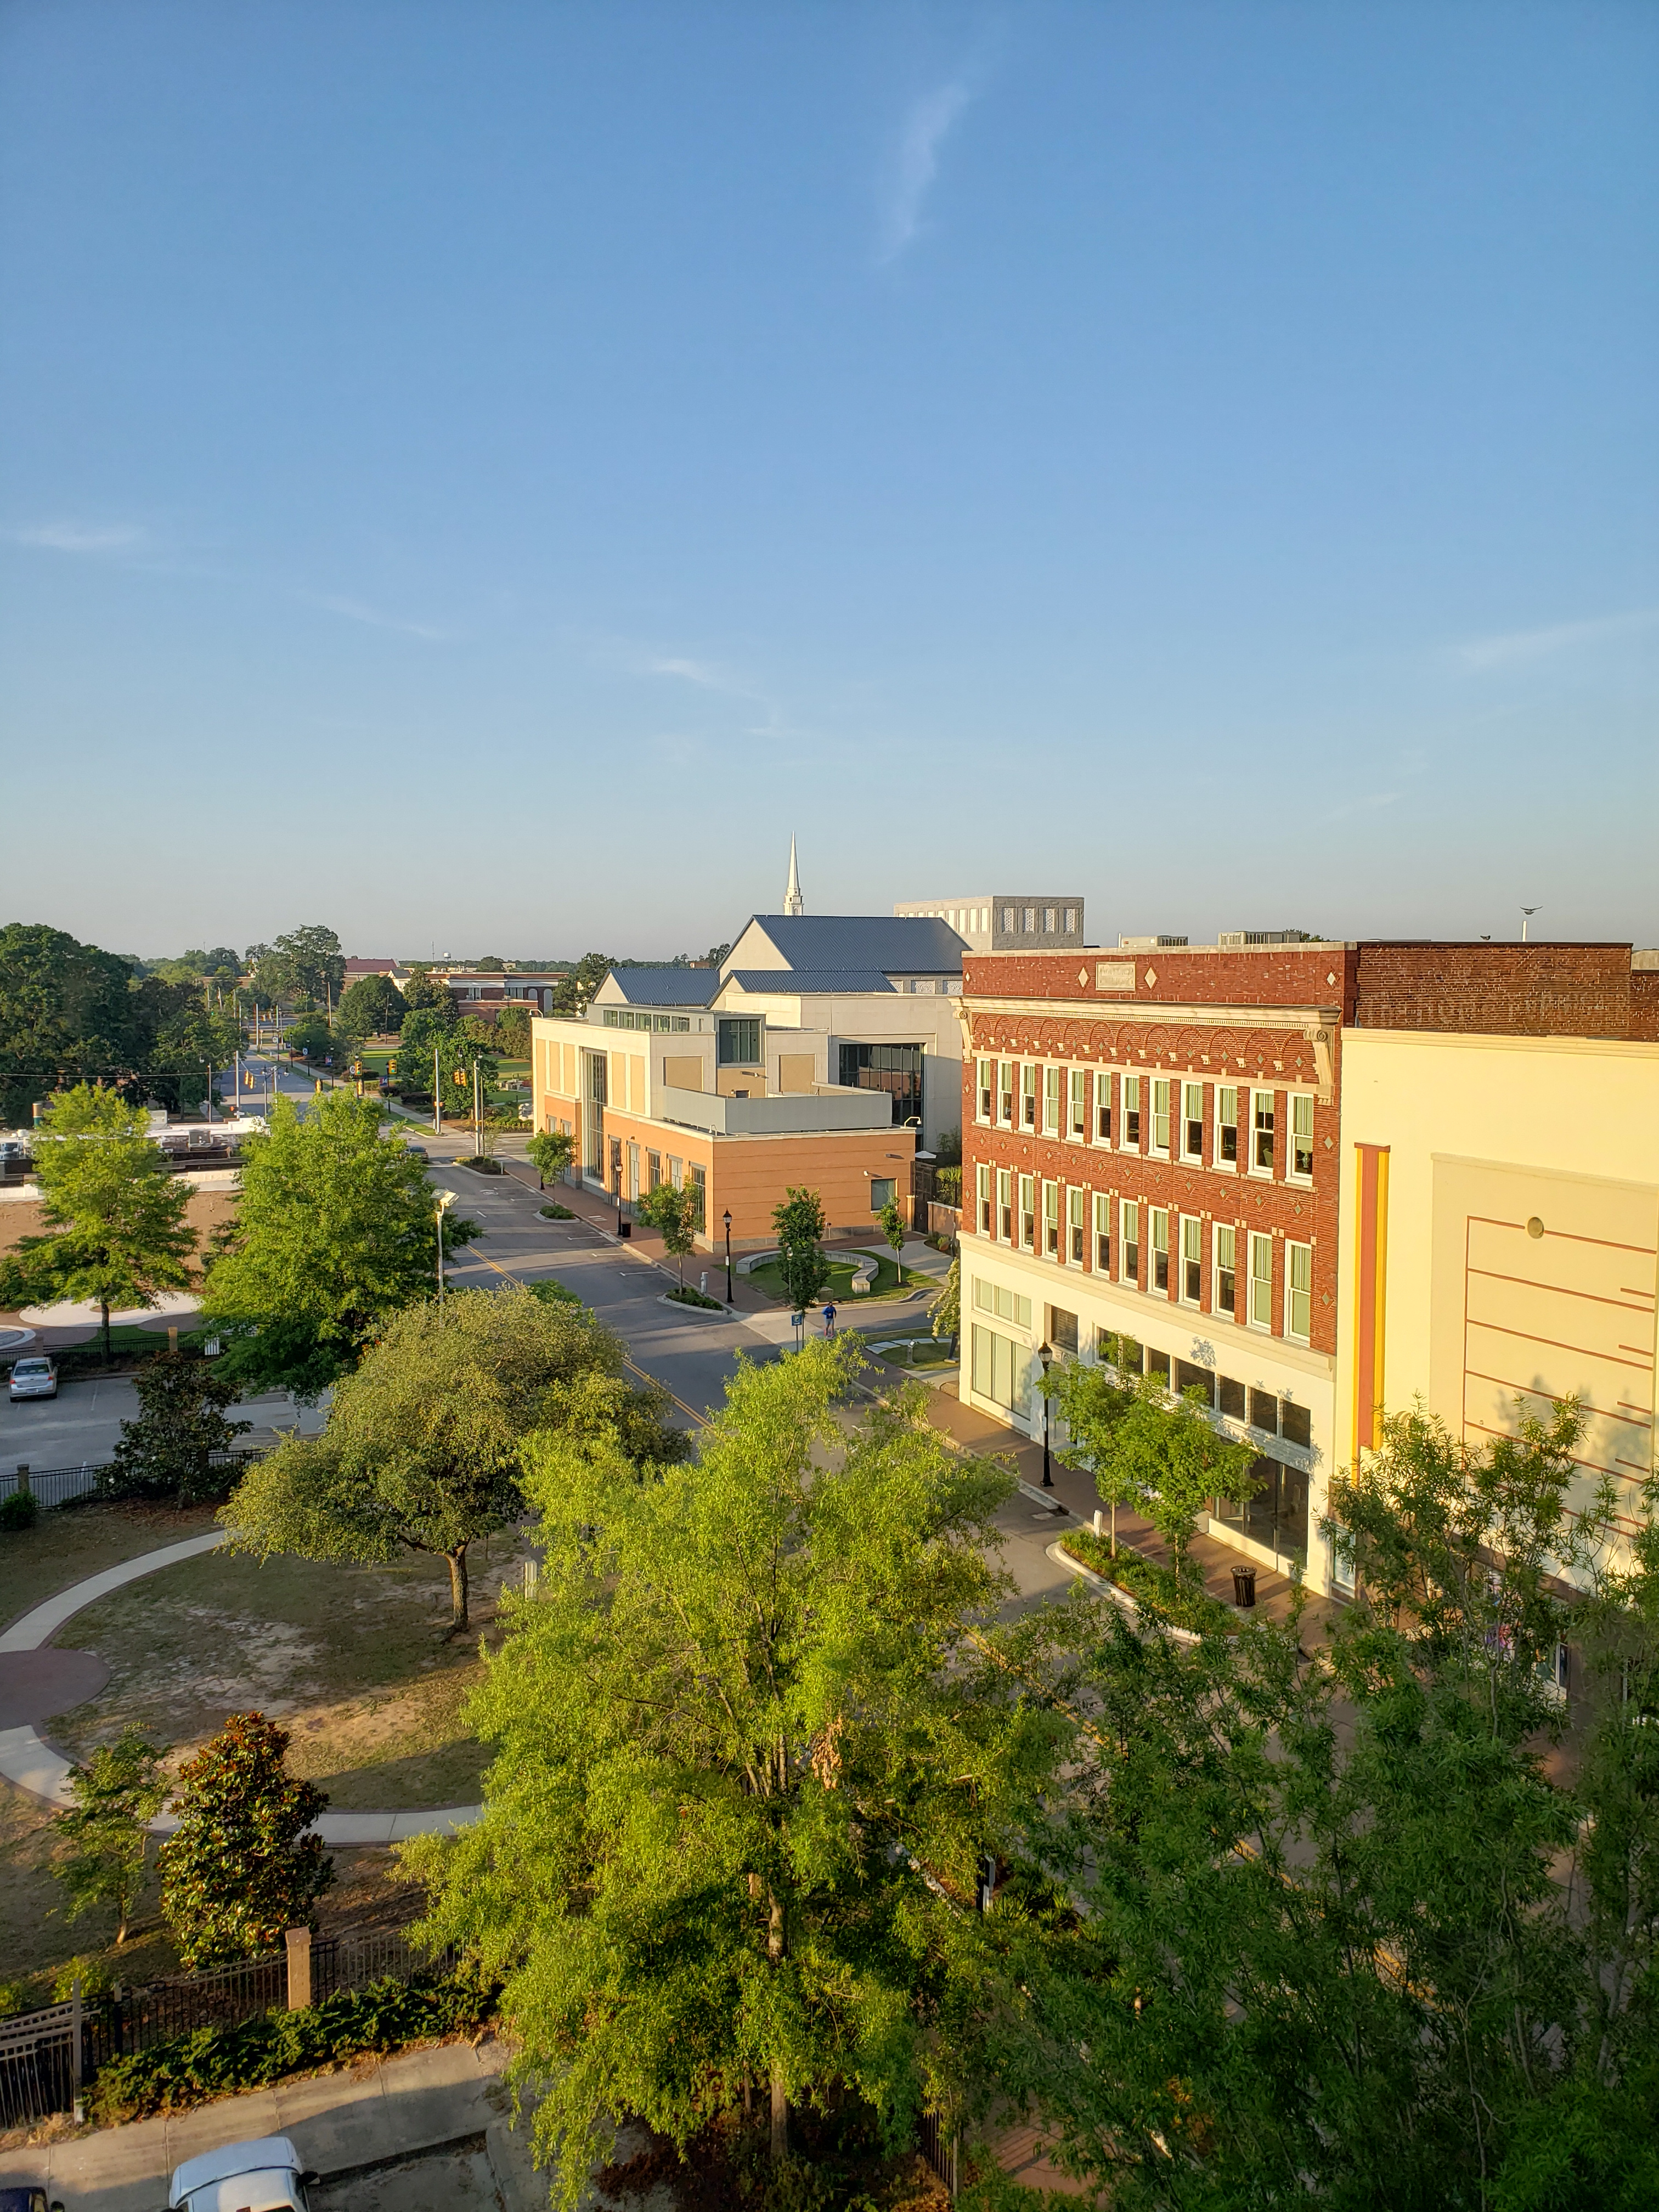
0 2035 551 2212
0 1531 481 1844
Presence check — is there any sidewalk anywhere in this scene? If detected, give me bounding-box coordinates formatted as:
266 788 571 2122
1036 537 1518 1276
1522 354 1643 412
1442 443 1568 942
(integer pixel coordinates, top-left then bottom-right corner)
0 2036 551 2211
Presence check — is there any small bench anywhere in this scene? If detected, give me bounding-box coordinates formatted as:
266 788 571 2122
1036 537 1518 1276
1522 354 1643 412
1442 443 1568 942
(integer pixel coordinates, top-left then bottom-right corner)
849 1256 878 1294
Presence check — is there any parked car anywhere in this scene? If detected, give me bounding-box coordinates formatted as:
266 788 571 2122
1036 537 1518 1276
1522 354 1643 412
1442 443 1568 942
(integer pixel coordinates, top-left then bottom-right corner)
8 1356 57 1402
404 1142 429 1160
0 2188 65 2212
170 2135 315 2212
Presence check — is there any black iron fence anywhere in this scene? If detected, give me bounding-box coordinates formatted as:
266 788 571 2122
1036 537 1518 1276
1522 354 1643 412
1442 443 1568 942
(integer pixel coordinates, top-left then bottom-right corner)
0 1923 456 2124
3 1449 264 1513
918 2109 960 2197
0 1995 80 2131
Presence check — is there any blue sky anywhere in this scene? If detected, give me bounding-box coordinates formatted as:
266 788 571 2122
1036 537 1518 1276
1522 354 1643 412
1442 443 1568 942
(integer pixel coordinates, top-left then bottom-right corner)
2 1 1654 958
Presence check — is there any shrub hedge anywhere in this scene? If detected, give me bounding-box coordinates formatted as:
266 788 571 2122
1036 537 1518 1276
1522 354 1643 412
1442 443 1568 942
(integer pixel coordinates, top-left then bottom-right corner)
1060 1528 1237 1637
90 1970 494 2123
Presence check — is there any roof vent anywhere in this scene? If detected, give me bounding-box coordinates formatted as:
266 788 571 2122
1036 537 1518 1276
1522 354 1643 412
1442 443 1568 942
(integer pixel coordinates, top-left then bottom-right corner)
1219 930 1318 948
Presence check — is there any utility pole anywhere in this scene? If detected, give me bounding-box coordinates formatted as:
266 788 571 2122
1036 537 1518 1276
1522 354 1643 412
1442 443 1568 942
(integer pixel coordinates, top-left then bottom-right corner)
433 1048 442 1137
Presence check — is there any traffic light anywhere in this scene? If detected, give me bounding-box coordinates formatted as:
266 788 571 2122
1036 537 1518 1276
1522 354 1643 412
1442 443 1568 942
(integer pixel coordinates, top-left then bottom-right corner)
453 1069 467 1085
387 1058 397 1076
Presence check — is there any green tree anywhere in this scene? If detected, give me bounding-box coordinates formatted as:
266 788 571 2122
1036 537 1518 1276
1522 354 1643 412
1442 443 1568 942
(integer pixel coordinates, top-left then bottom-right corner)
929 1253 960 1348
635 1177 699 1288
549 952 614 1015
53 1728 170 1945
222 1284 683 1630
158 1713 331 1968
492 1004 531 1057
879 1194 907 1285
0 1086 195 1365
250 925 345 1015
404 1343 1025 2197
988 1396 1659 2211
526 1130 574 1189
1045 1341 1143 1557
200 1091 443 1398
106 1350 251 1504
335 972 407 1043
282 1013 334 1066
400 969 457 1018
1053 1364 1257 1577
150 1000 243 1115
0 923 153 1125
771 1185 831 1313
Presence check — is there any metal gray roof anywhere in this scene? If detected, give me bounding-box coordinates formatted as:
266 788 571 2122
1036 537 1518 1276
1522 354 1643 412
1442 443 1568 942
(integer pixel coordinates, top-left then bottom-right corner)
602 966 721 1006
727 915 966 976
725 968 896 996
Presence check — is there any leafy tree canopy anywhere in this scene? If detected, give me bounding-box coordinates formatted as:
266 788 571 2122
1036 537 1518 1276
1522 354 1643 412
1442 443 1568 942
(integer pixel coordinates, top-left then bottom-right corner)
987 1398 1659 2211
0 922 153 1125
490 1005 531 1058
634 1177 701 1284
526 1129 574 1188
108 1348 251 1504
158 1712 331 1968
222 1283 685 1628
247 924 345 1011
200 1091 442 1397
0 1085 195 1362
53 1728 170 1946
335 972 407 1042
401 971 458 1017
771 1185 831 1313
549 953 614 1014
405 1343 1029 2198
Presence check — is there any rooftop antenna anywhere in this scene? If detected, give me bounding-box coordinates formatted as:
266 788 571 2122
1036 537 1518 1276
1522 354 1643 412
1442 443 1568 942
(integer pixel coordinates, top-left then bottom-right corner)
1520 907 1539 942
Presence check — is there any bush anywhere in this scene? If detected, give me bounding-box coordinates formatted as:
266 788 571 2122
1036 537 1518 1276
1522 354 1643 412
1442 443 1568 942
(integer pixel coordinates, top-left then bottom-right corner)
90 1969 494 2122
539 1203 574 1220
0 1488 39 1531
1060 1527 1237 1637
666 1285 723 1310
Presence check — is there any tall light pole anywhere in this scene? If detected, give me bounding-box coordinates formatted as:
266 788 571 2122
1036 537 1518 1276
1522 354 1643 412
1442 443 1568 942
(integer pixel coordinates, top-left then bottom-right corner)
1520 906 1539 942
436 1189 458 1301
723 1209 733 1306
1037 1340 1054 1487
472 1057 482 1157
433 1048 442 1138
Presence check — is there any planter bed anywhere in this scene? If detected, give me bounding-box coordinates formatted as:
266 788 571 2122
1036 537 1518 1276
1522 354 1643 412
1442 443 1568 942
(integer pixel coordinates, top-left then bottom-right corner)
1057 1527 1237 1639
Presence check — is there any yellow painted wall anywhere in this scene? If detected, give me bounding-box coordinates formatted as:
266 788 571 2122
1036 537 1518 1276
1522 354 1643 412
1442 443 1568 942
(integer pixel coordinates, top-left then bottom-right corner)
1337 1029 1659 1561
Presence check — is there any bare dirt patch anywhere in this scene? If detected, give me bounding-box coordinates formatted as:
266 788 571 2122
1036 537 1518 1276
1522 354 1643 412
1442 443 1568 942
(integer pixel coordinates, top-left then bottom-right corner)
49 1534 532 1809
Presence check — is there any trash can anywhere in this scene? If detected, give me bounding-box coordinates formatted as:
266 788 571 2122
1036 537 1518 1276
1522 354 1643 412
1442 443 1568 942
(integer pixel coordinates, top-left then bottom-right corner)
1231 1565 1257 1609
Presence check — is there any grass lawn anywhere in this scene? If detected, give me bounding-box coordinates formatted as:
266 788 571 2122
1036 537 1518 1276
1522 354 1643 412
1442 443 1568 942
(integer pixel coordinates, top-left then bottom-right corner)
867 1335 956 1371
0 1500 220 1636
51 1533 533 1813
744 1249 913 1306
1 1501 489 2000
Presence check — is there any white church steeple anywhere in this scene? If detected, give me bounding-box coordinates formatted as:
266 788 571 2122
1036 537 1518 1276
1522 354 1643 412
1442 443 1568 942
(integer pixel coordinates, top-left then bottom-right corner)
783 836 804 916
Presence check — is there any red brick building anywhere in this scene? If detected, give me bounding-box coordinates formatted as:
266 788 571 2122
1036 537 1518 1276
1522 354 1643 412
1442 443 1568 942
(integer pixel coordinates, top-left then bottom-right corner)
957 936 1657 1596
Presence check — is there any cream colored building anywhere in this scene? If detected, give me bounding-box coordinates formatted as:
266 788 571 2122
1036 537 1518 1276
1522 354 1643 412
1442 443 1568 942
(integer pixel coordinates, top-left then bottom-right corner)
1336 1028 1659 1588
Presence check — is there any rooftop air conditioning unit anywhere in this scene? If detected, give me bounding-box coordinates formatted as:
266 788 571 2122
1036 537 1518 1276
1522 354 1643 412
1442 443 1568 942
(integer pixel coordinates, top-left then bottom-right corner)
1119 935 1189 950
1219 930 1317 947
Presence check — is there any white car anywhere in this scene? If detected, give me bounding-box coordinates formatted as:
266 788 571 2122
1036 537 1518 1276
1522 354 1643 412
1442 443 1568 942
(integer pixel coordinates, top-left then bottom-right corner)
169 2135 315 2211
8 1356 57 1402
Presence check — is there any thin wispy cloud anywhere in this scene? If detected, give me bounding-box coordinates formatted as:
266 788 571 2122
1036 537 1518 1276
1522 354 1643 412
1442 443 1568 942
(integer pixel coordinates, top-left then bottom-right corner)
10 520 150 555
878 75 976 264
1459 607 1659 670
307 592 453 642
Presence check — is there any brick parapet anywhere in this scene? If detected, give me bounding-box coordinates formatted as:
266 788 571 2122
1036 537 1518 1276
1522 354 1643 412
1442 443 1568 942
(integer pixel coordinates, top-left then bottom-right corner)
1351 942 1636 1040
965 944 1356 1014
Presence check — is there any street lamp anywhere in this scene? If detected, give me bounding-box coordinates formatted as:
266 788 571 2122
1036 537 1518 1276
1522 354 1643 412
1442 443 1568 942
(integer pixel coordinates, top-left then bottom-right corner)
723 1209 733 1305
435 1189 458 1302
1037 1340 1054 1487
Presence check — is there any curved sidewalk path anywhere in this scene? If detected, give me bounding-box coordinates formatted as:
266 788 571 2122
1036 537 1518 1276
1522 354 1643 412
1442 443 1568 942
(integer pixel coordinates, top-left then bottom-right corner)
0 1531 481 1844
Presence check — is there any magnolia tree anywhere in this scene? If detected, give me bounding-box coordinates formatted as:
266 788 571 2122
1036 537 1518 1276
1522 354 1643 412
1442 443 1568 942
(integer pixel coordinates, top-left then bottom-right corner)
157 1712 330 1968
